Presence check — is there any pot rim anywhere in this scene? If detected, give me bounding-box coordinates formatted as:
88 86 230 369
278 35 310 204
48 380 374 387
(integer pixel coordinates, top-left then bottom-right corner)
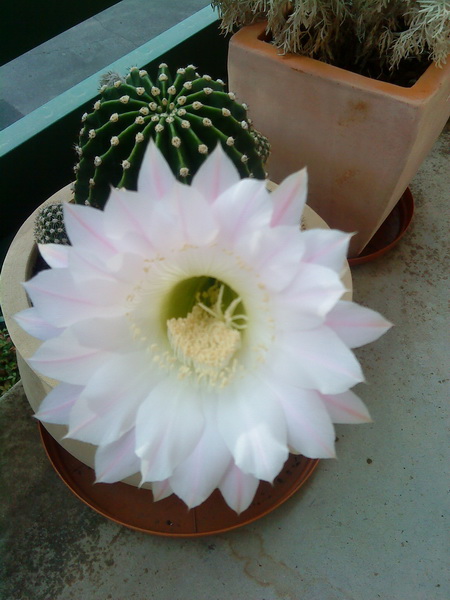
230 22 450 103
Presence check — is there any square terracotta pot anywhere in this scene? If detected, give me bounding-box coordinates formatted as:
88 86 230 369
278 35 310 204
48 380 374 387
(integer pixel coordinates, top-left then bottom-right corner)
228 23 450 257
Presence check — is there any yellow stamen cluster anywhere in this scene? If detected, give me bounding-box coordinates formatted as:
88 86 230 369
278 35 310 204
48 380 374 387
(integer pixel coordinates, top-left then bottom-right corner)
127 274 249 388
167 305 241 386
164 284 248 387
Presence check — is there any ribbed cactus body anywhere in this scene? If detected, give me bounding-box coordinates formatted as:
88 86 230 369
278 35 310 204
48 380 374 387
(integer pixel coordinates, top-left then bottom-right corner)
34 202 70 245
74 64 268 209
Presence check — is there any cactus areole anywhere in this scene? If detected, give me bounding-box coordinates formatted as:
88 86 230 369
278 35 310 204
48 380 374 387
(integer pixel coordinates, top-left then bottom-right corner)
73 64 268 209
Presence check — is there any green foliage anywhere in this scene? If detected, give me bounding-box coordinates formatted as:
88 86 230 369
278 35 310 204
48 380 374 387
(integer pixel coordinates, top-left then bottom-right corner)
212 1 450 74
74 64 269 209
0 324 20 394
34 202 70 245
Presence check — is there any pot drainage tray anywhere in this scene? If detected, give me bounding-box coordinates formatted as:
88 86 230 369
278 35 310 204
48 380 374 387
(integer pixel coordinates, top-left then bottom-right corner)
39 424 319 537
348 187 414 265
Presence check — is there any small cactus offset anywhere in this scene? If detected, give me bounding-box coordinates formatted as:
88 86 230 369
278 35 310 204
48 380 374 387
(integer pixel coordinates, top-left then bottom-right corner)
73 63 269 209
34 202 70 245
250 128 271 165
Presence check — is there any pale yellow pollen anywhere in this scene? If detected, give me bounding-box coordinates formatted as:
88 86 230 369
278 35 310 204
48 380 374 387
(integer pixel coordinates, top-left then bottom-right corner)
125 274 252 388
167 305 241 378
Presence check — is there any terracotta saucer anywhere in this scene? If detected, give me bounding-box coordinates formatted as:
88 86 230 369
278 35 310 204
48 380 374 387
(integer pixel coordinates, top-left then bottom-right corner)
348 187 414 266
39 424 319 537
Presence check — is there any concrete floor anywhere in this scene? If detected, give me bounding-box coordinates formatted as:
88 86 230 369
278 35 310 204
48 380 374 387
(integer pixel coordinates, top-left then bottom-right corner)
0 124 448 600
0 0 210 129
1 2 449 598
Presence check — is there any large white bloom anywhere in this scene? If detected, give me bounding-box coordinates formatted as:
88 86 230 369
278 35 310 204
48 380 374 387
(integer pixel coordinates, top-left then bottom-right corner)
17 143 391 513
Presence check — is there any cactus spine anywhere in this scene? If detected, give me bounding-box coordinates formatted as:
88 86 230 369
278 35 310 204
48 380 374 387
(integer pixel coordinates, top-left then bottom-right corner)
73 64 269 209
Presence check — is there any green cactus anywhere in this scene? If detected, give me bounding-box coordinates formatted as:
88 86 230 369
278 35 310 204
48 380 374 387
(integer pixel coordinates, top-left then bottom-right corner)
34 202 70 245
73 63 269 209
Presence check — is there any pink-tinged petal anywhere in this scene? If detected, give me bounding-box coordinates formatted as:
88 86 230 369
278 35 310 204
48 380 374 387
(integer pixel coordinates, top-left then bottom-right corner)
95 429 140 484
302 229 352 273
268 381 336 458
272 327 364 394
325 301 393 348
275 263 345 329
71 316 135 351
34 383 82 424
24 269 126 327
137 140 175 198
38 243 69 268
321 390 372 424
212 179 272 244
169 405 231 508
103 187 156 255
111 230 157 259
245 226 305 292
136 379 205 483
152 479 173 501
65 393 99 441
130 199 176 251
107 251 152 286
29 329 112 385
63 203 117 259
270 168 307 227
14 308 62 340
69 353 161 446
72 249 145 289
217 378 288 482
218 461 260 514
163 184 218 247
68 247 116 284
192 143 240 202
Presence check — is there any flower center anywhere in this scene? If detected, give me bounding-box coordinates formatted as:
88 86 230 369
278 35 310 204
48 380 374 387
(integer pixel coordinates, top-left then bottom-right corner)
165 279 247 387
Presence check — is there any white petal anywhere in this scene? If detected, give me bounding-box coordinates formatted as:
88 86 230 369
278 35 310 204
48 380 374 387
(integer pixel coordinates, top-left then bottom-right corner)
95 428 140 483
271 327 365 394
65 393 99 442
34 383 82 424
212 179 272 245
244 225 305 292
219 461 260 514
325 301 393 348
29 329 112 385
129 198 176 251
268 381 336 458
192 143 240 202
169 404 231 508
270 168 307 227
71 316 135 351
302 229 352 273
14 307 62 340
274 263 345 329
152 479 173 501
24 269 126 327
68 353 161 446
63 203 116 260
321 390 372 424
217 377 288 482
38 243 69 268
136 378 205 482
163 184 218 247
103 187 156 254
153 240 234 286
137 140 175 198
68 246 116 284
104 251 151 287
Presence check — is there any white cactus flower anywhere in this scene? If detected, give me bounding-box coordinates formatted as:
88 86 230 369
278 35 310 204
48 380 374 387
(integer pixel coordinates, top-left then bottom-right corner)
16 143 391 513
